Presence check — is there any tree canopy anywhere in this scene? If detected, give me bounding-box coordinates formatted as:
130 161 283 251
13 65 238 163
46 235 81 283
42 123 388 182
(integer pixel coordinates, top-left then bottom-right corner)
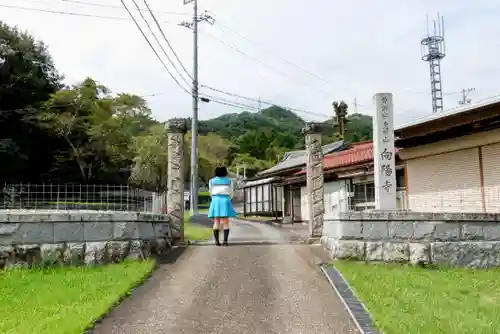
0 21 373 187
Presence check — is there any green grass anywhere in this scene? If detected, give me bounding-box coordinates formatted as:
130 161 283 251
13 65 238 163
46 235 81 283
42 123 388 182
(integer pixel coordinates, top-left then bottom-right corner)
335 261 500 334
184 210 212 241
0 259 155 334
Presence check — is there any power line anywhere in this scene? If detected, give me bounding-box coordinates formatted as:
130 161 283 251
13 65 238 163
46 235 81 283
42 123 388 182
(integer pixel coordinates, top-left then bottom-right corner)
143 0 193 80
202 31 334 97
208 16 472 99
200 85 329 118
209 16 336 87
0 3 375 105
399 88 467 96
0 3 328 117
119 0 192 96
203 95 260 111
60 0 188 16
17 0 189 16
129 0 191 87
0 3 135 21
8 2 477 102
0 92 259 115
2 2 368 118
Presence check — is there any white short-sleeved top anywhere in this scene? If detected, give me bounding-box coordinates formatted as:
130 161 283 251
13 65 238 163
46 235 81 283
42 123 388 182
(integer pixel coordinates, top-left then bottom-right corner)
209 176 233 197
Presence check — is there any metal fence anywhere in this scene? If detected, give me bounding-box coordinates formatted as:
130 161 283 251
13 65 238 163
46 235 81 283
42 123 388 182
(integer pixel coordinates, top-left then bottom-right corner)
0 184 167 213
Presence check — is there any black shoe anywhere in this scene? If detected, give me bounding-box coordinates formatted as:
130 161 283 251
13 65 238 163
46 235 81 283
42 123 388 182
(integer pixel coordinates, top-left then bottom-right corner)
213 229 221 246
223 229 229 246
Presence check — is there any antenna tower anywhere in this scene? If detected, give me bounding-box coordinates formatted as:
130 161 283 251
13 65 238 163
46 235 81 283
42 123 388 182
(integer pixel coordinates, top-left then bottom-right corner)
421 13 446 113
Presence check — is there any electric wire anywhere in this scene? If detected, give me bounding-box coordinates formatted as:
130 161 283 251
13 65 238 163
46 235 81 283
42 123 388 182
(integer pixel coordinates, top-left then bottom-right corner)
0 3 133 21
206 13 468 99
8 3 469 100
201 31 335 97
60 0 188 16
0 3 376 118
209 15 335 87
0 3 310 115
129 0 191 87
143 0 193 80
16 0 188 15
200 85 329 118
119 0 192 96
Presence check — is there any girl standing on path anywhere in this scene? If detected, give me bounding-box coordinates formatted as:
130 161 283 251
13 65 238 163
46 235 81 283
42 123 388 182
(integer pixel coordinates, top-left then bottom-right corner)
208 166 237 246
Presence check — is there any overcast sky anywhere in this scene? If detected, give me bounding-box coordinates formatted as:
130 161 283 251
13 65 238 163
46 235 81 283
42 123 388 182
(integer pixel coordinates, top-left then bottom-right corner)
2 0 500 125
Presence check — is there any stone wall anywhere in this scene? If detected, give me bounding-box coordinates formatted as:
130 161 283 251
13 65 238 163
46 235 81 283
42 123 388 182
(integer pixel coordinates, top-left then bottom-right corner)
0 210 174 269
321 211 500 268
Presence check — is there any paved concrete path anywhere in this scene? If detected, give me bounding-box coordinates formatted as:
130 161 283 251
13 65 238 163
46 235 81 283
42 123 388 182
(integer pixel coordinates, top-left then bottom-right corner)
92 219 358 334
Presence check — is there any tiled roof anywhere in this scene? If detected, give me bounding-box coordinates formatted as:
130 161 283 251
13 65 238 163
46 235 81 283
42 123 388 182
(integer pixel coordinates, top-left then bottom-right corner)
256 140 346 177
294 141 402 175
324 141 373 169
293 141 373 175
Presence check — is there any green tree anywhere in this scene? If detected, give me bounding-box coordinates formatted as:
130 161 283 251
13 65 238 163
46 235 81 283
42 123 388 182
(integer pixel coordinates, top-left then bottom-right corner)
184 132 232 185
35 78 153 183
129 124 168 191
0 21 63 183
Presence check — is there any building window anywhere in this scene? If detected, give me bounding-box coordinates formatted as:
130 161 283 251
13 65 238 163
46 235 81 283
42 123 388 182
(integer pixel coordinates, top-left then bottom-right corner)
350 182 375 211
396 168 405 189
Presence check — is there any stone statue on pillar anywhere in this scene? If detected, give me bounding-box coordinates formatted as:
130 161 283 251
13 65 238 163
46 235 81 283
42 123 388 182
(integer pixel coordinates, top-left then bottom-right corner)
166 118 187 242
302 122 324 238
332 100 349 138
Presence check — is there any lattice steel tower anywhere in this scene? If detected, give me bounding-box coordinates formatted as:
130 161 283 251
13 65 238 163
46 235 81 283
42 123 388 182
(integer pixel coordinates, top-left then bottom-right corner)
421 13 446 113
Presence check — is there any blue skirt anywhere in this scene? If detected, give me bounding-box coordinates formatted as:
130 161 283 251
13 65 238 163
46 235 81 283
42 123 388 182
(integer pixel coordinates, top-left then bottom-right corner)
208 194 237 218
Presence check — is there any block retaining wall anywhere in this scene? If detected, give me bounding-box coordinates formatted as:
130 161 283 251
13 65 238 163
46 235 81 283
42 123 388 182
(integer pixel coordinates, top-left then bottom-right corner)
321 211 500 268
0 210 176 269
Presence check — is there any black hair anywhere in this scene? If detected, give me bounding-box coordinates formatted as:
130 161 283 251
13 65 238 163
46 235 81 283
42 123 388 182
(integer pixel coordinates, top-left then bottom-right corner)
214 166 228 177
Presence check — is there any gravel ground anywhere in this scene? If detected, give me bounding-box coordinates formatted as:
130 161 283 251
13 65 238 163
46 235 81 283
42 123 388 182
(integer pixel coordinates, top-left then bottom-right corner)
92 219 358 334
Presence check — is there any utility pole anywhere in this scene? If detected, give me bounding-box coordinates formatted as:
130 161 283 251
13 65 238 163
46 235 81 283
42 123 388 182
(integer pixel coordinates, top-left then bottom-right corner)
353 97 358 114
180 1 214 215
258 97 262 111
458 88 475 105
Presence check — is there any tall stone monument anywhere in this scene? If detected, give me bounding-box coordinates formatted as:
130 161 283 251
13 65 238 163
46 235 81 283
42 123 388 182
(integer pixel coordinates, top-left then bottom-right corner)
166 118 187 242
373 93 397 210
303 122 324 238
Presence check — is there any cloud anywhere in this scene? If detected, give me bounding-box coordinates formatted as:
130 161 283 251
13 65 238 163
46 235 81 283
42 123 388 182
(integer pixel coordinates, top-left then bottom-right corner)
3 0 500 125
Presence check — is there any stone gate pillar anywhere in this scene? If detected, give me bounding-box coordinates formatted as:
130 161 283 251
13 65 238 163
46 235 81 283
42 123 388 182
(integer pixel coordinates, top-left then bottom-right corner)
166 118 187 242
303 122 324 238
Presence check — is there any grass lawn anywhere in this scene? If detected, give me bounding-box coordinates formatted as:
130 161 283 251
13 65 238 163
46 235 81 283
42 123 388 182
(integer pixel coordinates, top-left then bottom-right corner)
335 261 500 334
184 210 212 241
0 259 155 334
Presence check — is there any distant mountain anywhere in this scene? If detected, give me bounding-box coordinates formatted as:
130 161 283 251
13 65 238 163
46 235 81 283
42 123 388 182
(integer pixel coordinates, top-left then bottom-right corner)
183 105 373 177
322 113 373 143
197 106 373 144
197 105 306 140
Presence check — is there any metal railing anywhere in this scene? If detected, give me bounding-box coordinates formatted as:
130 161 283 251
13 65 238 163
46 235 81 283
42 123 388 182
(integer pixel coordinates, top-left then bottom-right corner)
0 184 167 213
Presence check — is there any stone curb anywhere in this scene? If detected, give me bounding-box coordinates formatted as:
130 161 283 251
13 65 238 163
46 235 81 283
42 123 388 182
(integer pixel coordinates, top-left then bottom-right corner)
84 259 158 333
87 246 187 333
238 218 309 229
237 218 282 227
320 265 381 334
189 240 309 246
